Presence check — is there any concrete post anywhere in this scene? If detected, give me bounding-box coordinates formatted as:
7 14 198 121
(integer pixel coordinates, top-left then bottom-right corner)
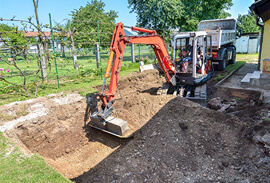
95 43 100 68
69 28 78 69
131 44 135 63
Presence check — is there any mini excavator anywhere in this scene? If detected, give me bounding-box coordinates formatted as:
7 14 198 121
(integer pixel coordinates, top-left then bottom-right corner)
90 22 214 138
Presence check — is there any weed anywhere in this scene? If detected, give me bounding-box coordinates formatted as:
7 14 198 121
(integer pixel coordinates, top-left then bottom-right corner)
235 97 241 101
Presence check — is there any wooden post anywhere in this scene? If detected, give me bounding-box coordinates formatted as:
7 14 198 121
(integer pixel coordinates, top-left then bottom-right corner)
69 27 78 69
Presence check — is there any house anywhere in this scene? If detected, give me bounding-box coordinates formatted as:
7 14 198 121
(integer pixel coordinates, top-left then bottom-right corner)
24 31 65 52
240 0 270 90
250 0 270 72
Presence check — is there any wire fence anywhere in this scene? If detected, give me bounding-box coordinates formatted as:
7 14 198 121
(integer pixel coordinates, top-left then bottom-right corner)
0 44 161 87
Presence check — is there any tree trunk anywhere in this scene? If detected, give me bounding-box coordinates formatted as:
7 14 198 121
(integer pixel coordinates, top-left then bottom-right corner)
33 0 47 79
39 43 47 79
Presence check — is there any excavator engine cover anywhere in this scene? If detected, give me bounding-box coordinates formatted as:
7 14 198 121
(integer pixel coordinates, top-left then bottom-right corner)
90 112 132 138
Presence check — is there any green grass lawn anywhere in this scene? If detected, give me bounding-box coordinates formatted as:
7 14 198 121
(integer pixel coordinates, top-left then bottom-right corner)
236 53 259 63
0 132 70 183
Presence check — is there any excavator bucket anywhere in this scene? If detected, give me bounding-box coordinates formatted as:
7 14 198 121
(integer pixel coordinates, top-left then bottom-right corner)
90 112 133 138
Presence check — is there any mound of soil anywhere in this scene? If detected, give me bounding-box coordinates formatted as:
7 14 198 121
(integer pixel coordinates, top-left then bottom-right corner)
1 69 269 182
74 97 270 183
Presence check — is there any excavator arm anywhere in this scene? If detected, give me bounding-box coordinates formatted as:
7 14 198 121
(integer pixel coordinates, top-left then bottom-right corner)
97 23 176 120
90 23 177 137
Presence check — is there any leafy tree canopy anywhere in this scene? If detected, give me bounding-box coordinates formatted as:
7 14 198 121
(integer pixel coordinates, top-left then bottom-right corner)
237 11 260 34
0 23 28 49
128 0 233 32
70 0 118 48
128 0 183 31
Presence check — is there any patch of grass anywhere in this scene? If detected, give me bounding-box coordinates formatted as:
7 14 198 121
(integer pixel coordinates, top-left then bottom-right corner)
236 53 259 63
0 132 70 182
263 118 270 122
213 53 258 82
234 97 241 101
213 61 245 82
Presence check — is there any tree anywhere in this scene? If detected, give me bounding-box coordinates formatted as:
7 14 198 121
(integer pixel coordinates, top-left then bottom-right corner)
237 11 260 34
128 0 183 32
128 0 233 32
180 0 233 31
0 24 29 51
70 0 118 48
0 1 52 97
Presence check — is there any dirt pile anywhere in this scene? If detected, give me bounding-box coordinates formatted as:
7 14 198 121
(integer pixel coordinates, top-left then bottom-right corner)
74 97 270 183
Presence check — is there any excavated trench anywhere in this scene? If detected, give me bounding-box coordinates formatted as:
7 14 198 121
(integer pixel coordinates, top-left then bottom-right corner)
1 69 269 182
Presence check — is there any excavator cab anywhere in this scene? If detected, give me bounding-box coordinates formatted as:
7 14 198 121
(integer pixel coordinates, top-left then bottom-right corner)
163 32 214 103
173 32 213 76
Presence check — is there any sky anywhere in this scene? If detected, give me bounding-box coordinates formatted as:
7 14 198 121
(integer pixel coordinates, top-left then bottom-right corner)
0 0 255 29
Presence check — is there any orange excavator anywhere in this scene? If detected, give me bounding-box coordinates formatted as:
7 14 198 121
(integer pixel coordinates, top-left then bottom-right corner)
90 22 213 138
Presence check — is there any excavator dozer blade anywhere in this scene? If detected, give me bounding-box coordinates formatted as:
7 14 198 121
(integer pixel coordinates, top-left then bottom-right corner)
90 112 133 138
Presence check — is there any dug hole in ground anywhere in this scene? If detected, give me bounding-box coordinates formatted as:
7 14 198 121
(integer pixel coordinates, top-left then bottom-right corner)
0 70 269 183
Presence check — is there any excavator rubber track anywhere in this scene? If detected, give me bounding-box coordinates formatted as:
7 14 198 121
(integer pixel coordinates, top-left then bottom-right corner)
157 82 171 95
185 84 207 106
157 83 207 106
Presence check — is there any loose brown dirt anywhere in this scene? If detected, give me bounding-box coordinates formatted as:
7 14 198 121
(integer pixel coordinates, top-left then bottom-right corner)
1 69 270 182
